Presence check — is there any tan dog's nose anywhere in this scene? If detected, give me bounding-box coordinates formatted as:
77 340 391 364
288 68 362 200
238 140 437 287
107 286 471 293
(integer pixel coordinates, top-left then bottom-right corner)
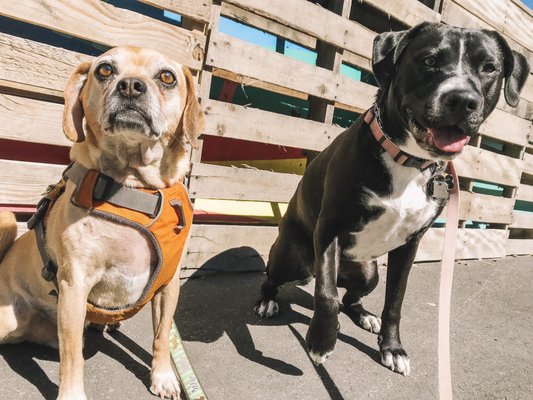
116 77 147 98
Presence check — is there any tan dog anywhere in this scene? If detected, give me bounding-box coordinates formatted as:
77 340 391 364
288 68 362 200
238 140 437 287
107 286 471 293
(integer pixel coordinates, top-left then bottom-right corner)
0 46 205 400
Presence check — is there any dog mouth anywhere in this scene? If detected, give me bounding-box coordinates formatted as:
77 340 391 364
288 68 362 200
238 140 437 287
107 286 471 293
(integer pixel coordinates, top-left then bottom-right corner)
408 113 470 155
108 107 157 137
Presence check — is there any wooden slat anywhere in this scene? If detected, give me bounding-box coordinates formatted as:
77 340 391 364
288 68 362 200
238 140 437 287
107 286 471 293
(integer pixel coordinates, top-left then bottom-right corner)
0 160 65 204
0 0 205 70
202 99 344 151
221 2 316 50
515 184 533 202
478 108 531 147
441 0 533 68
417 228 508 261
362 0 440 26
510 210 533 229
189 163 301 203
506 238 533 255
0 32 91 98
523 152 533 176
454 146 523 187
138 0 211 23
459 191 514 224
224 0 375 59
0 94 69 146
449 0 533 52
207 32 376 112
521 74 533 104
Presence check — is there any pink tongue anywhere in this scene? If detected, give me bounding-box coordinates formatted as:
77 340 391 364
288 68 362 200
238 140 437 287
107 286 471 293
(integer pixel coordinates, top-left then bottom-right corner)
428 128 470 153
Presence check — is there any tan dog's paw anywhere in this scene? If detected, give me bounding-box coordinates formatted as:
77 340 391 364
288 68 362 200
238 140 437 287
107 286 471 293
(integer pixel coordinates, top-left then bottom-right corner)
57 390 87 400
150 370 181 399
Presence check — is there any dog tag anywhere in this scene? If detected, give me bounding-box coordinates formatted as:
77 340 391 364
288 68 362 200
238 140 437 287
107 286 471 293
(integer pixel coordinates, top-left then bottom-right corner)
432 180 449 199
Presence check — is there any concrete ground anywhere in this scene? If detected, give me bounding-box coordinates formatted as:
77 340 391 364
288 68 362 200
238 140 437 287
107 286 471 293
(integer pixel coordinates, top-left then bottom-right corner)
1 256 532 400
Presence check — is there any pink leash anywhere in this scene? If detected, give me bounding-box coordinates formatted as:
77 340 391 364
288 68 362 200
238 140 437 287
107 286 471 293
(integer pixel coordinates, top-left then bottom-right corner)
438 161 460 400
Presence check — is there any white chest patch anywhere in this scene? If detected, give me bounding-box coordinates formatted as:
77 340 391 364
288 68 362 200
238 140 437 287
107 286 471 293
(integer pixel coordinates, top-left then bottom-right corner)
342 154 440 261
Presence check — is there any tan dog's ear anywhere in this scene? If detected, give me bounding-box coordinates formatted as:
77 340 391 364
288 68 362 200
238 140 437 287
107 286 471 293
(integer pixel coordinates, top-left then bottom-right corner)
63 62 91 142
175 67 205 149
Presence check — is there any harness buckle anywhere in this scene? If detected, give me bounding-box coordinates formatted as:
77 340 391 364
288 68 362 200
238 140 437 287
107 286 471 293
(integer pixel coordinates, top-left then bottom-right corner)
170 200 187 231
93 174 114 201
27 197 52 230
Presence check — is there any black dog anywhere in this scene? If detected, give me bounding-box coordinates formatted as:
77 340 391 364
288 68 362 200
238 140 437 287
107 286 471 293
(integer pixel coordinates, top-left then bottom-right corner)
255 22 529 375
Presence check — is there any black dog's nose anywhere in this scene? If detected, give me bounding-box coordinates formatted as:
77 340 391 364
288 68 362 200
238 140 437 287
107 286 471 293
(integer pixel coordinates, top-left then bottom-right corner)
443 89 481 114
116 77 147 98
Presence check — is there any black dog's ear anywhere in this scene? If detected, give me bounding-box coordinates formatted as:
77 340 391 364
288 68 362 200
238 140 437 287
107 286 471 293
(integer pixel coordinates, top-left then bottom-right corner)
372 22 432 90
485 30 530 107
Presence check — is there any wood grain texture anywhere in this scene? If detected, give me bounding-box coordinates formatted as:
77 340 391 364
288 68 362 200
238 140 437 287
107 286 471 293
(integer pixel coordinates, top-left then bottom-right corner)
505 238 533 255
224 0 375 59
207 32 376 111
478 108 531 147
515 183 533 202
202 99 344 151
0 0 205 70
0 32 91 98
361 0 440 26
138 0 211 23
0 94 69 146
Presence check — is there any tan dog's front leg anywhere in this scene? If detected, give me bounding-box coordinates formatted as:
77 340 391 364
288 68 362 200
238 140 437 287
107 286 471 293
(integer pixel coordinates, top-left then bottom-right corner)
57 274 90 400
150 270 181 399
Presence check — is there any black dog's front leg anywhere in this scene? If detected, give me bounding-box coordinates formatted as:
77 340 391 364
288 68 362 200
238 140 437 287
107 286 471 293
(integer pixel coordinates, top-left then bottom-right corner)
379 237 420 376
306 230 340 365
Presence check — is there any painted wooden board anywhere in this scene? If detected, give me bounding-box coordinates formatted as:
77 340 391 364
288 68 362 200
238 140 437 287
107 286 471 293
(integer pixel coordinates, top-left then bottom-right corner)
505 238 533 255
0 94 69 146
454 146 523 187
0 0 205 70
510 210 533 229
207 32 376 112
202 99 344 151
0 32 91 98
224 0 374 59
139 0 211 23
0 159 65 205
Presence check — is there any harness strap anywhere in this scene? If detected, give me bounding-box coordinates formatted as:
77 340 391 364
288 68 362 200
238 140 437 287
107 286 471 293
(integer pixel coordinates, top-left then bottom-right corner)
65 162 161 216
438 161 460 400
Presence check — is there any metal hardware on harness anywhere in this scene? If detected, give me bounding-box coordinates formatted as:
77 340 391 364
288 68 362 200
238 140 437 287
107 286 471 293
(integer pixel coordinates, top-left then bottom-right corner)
170 200 187 231
428 173 455 200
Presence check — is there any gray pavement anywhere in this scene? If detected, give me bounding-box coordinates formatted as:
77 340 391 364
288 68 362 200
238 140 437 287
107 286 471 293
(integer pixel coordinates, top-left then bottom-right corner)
1 256 532 399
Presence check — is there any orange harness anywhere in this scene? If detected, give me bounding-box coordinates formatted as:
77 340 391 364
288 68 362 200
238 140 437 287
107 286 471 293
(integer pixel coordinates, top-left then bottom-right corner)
29 162 193 325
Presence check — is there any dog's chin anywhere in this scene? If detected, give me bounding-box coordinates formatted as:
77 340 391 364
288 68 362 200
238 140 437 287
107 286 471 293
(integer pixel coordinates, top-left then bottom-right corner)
407 114 472 159
107 110 159 139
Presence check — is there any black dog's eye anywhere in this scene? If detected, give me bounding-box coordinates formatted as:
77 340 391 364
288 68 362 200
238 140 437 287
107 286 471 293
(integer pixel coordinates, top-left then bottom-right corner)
96 63 114 79
159 70 176 86
423 56 437 67
482 63 496 74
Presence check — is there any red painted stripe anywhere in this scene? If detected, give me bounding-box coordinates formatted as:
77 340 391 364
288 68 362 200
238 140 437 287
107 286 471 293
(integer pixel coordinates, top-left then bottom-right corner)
0 139 70 165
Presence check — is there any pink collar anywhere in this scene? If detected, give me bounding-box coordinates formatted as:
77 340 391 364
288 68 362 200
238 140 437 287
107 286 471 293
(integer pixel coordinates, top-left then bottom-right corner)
364 107 435 171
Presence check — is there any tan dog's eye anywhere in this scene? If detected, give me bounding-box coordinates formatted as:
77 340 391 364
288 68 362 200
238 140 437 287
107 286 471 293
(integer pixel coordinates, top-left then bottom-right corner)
159 70 176 86
96 63 114 79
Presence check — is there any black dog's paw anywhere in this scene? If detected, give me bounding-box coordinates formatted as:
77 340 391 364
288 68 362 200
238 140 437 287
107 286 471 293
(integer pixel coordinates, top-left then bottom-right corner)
306 318 339 365
344 302 381 334
254 299 279 318
379 342 411 376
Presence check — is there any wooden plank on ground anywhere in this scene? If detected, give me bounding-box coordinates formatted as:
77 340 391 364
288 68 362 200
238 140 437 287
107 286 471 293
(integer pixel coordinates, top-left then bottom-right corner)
0 32 90 98
0 94 69 146
510 210 533 229
221 3 316 49
202 99 344 151
138 0 211 23
515 183 533 202
454 146 523 187
416 228 508 261
478 108 531 147
0 0 205 70
188 162 301 203
224 0 375 59
505 238 533 255
362 0 440 26
0 160 65 204
207 32 376 111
